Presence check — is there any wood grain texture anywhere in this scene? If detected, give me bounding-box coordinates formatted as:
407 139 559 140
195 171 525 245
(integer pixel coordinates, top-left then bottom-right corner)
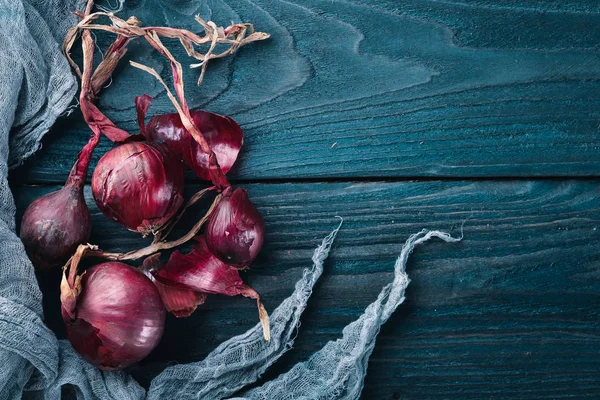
13 180 600 399
9 0 600 398
9 0 600 183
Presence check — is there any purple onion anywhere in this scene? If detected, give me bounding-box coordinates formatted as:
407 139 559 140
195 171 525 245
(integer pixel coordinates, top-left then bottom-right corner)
205 188 265 267
20 185 91 270
144 110 243 181
61 262 165 370
91 141 184 235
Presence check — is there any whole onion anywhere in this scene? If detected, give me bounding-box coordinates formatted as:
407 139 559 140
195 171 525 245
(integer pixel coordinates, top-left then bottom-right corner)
205 188 265 267
61 262 165 370
20 185 91 269
91 141 184 235
144 110 243 181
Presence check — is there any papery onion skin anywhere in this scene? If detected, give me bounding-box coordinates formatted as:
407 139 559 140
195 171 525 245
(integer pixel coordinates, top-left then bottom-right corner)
91 141 184 235
152 277 207 318
20 185 91 270
142 254 207 318
205 188 265 267
63 262 165 370
155 237 255 295
153 237 270 340
145 110 243 181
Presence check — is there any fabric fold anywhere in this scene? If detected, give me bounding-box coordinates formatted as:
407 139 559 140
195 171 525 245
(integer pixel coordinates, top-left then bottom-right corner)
148 220 343 400
233 230 461 400
5 0 84 169
0 297 59 387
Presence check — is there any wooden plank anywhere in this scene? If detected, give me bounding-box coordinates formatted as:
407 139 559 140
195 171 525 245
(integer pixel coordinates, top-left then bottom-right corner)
13 180 600 398
10 0 600 184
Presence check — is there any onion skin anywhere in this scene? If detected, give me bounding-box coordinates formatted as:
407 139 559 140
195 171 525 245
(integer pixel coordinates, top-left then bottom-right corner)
153 237 270 340
20 185 91 270
151 277 207 318
91 141 184 235
155 237 257 296
145 110 243 181
142 254 207 318
205 188 265 267
62 262 165 370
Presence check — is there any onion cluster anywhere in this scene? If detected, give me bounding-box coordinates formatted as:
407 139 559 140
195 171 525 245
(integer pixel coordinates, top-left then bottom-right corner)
20 11 269 371
141 111 268 339
22 102 267 368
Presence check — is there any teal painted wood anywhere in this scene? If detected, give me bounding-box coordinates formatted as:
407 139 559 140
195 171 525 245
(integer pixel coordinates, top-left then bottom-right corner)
13 181 600 399
9 0 600 183
8 0 600 398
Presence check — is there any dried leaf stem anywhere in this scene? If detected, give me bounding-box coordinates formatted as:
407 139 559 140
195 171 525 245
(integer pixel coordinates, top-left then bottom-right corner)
63 5 267 188
64 10 269 85
65 28 98 187
154 186 216 243
71 192 222 263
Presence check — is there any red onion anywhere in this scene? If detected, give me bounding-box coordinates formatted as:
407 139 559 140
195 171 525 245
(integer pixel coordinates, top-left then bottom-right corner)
19 127 97 270
19 184 91 270
205 188 265 267
144 110 243 181
153 237 270 340
61 261 165 370
91 141 184 235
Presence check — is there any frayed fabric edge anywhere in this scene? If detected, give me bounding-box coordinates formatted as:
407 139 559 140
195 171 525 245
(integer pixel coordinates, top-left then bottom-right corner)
233 229 461 400
147 219 343 400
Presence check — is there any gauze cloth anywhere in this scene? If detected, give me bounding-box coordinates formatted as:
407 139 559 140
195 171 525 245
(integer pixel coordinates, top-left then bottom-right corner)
0 1 459 399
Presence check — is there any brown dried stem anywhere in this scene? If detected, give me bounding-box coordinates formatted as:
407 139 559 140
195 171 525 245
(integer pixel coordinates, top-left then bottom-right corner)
64 3 138 101
64 10 269 85
73 192 222 263
130 57 230 189
90 34 130 95
154 186 215 243
63 2 131 142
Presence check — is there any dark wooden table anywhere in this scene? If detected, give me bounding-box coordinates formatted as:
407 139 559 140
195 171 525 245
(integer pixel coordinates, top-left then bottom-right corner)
10 0 600 398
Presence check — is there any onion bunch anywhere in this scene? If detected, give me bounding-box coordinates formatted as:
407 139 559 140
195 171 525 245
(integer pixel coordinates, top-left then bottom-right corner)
19 2 271 370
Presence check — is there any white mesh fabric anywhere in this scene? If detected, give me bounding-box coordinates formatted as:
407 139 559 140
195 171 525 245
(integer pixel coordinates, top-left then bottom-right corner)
233 231 461 400
148 221 342 400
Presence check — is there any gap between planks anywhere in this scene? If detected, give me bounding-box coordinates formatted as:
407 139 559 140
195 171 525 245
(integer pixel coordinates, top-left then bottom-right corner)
10 174 600 188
